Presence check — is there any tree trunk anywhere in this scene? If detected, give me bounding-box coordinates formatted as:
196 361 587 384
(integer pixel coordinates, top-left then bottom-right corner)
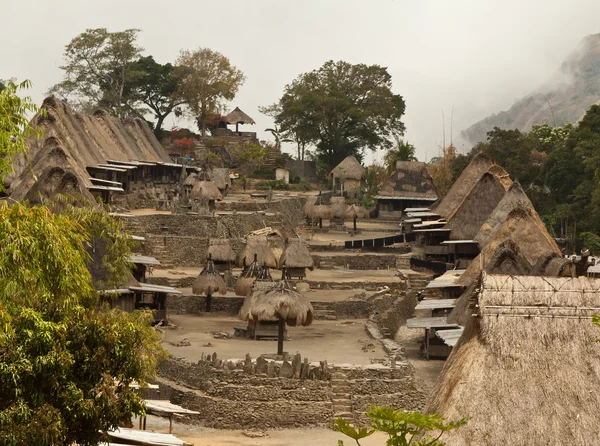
206 293 212 312
301 142 305 161
200 105 207 137
154 114 166 139
297 141 301 160
277 316 285 355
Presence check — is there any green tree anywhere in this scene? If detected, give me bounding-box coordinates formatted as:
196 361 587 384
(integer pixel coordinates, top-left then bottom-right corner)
177 48 245 137
266 60 406 169
125 56 186 138
384 138 417 174
333 405 467 446
49 28 143 117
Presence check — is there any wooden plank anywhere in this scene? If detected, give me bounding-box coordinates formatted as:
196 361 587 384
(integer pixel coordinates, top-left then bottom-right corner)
406 317 459 329
436 328 464 347
108 428 191 446
415 299 456 310
145 400 199 415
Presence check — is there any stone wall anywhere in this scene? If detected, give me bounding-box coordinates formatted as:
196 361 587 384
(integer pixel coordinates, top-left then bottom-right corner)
312 253 399 270
168 295 245 315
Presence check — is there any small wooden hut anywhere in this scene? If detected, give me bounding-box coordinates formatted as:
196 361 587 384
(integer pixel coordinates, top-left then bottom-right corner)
427 273 600 446
304 192 332 229
206 238 236 273
328 156 365 195
279 238 314 280
192 255 227 312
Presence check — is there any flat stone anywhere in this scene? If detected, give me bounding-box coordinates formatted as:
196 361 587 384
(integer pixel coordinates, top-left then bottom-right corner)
296 282 310 292
279 360 293 378
267 361 276 378
256 356 268 375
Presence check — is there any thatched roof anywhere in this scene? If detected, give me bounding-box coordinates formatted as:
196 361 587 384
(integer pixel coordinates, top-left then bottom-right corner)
433 152 494 218
8 97 171 192
206 238 236 263
530 252 576 277
474 181 533 248
279 238 314 269
237 235 278 269
328 156 365 181
183 172 199 187
225 107 255 125
192 180 222 201
209 168 231 190
345 204 369 219
458 206 560 286
427 273 600 446
238 280 313 326
304 193 332 219
376 161 439 200
192 257 227 296
330 196 348 218
445 169 512 241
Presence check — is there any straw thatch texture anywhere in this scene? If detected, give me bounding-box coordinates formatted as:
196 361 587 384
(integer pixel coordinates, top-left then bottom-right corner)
279 238 314 269
209 168 231 190
304 195 332 220
428 273 600 446
446 282 478 327
8 97 171 191
377 161 439 200
345 204 369 219
445 169 512 241
330 196 348 218
328 156 365 181
192 273 226 296
236 235 278 268
235 277 256 297
225 107 256 125
530 252 576 277
485 240 532 276
192 180 222 201
458 207 560 286
183 172 199 187
474 181 533 248
238 281 314 327
207 238 236 263
433 152 494 218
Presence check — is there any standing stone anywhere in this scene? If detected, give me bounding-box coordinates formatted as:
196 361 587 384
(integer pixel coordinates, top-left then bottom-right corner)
211 352 217 363
243 353 253 374
200 353 205 362
279 360 293 378
300 358 310 379
267 361 276 378
256 357 268 375
292 353 302 378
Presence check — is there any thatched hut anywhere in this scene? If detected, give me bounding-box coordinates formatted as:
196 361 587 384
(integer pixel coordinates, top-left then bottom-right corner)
236 235 278 269
433 152 494 218
192 255 227 312
239 277 313 354
444 167 512 241
304 192 332 229
328 156 365 194
235 255 275 297
457 206 560 287
279 238 314 279
225 107 255 132
376 161 439 218
206 238 236 272
192 179 222 211
428 273 600 446
345 202 369 231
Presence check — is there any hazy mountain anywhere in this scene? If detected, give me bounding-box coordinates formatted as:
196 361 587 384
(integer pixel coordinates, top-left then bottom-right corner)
462 33 600 144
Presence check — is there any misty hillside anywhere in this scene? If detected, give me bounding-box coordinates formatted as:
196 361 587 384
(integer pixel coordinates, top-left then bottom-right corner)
462 33 600 144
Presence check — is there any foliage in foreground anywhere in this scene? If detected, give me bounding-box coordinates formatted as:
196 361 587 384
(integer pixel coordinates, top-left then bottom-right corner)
333 406 467 446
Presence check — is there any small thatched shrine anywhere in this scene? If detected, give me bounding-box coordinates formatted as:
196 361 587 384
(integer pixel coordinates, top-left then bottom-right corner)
330 196 348 225
209 168 231 197
428 273 600 446
192 178 222 211
206 238 236 272
328 156 365 194
433 152 494 219
279 238 314 279
192 255 227 312
304 192 332 228
345 202 369 231
226 107 256 132
237 235 278 270
375 161 439 218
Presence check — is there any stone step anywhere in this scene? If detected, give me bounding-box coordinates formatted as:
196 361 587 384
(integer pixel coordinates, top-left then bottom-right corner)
332 393 351 400
334 405 353 413
314 310 337 321
333 412 353 419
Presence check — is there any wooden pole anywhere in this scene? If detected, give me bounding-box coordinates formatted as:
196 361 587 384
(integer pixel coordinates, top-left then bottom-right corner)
425 328 430 360
277 316 285 355
353 217 357 231
206 293 212 312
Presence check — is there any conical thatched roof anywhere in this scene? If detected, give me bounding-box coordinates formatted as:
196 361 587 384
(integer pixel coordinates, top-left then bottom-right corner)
236 235 278 269
428 273 600 446
304 193 332 219
330 196 348 218
225 107 255 125
433 152 494 218
457 207 560 286
279 238 314 269
192 257 226 296
376 161 439 200
183 172 199 187
238 280 313 327
192 180 222 201
474 181 533 248
530 252 576 277
328 156 365 181
445 167 512 241
345 204 369 219
207 238 236 263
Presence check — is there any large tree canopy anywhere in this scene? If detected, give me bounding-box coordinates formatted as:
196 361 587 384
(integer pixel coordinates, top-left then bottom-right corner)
265 60 406 169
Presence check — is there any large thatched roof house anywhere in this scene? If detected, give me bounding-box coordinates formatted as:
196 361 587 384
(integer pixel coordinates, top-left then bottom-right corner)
328 156 365 194
428 273 600 446
433 152 494 218
375 161 439 218
8 97 197 204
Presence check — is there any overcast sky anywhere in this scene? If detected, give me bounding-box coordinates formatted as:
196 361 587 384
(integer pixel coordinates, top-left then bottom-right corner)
3 0 600 163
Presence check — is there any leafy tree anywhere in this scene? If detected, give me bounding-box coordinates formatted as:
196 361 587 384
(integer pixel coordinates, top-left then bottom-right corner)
125 56 186 138
177 48 245 137
427 145 457 196
333 405 467 446
384 138 417 174
49 28 143 117
265 126 293 153
265 60 406 169
364 163 388 198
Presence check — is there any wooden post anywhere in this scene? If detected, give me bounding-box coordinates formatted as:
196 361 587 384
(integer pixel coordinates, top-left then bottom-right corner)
425 328 430 360
206 293 212 312
169 414 173 434
277 316 285 355
353 217 357 231
319 218 323 229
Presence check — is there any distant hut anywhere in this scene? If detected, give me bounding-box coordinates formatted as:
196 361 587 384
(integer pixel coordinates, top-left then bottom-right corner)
457 206 560 287
444 166 512 241
427 274 600 446
328 156 365 195
279 238 314 280
206 238 236 272
304 191 332 229
345 202 369 231
375 161 439 218
433 152 494 218
236 235 278 270
239 274 313 355
330 196 348 225
209 168 231 197
192 255 227 312
192 178 222 211
226 107 256 133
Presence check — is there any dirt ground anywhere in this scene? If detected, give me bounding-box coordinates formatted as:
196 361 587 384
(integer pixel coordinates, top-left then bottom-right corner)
162 315 386 366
